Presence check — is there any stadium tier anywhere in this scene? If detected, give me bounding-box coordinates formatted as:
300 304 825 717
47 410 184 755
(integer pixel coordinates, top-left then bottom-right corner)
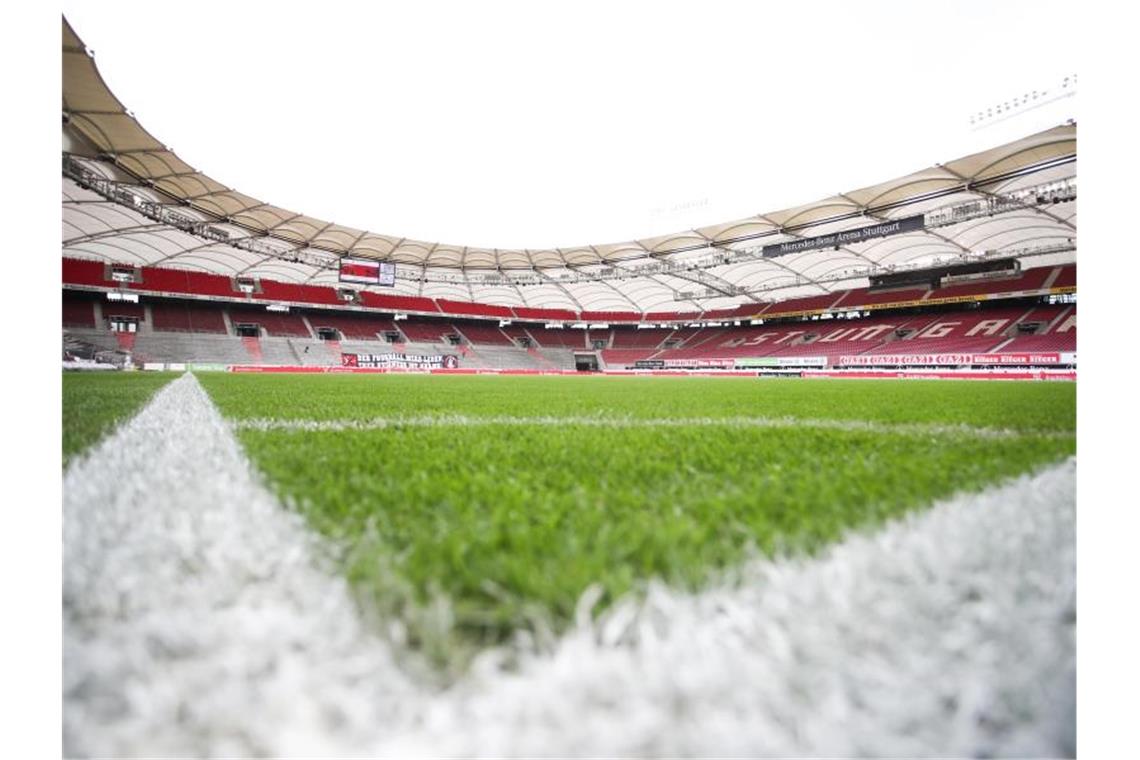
396 319 457 343
62 291 98 328
528 327 588 349
609 327 674 349
870 306 1040 355
63 289 1076 369
452 322 515 346
228 305 313 338
831 287 931 310
498 323 537 345
61 257 1075 325
305 312 398 341
601 348 663 366
150 301 229 334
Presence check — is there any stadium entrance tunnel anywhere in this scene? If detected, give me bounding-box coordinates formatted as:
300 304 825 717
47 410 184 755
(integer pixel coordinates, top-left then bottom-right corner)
575 353 599 372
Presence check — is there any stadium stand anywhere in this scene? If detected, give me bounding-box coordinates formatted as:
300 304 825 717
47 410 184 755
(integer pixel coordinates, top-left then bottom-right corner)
994 306 1076 353
644 311 702 323
593 327 675 366
61 294 1076 368
872 306 1037 354
437 300 514 319
766 314 936 358
228 305 312 338
174 270 235 299
150 300 229 333
601 349 661 367
62 292 97 328
63 257 1077 330
528 328 587 349
511 306 578 322
610 327 672 349
101 302 145 322
832 287 930 309
358 291 439 313
305 312 397 341
579 311 641 323
1051 264 1076 289
664 326 705 346
453 322 514 346
62 258 110 288
926 268 1054 301
462 345 546 370
759 293 844 316
532 347 579 370
498 323 536 346
398 319 457 343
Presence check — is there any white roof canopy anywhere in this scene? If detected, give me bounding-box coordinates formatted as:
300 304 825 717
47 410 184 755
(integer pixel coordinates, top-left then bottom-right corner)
63 18 1076 313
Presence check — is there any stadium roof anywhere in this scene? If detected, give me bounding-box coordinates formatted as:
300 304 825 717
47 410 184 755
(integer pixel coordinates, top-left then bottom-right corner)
62 17 1076 314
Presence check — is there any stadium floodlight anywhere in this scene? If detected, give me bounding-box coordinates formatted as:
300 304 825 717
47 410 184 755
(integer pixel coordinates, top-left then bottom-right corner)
499 320 513 327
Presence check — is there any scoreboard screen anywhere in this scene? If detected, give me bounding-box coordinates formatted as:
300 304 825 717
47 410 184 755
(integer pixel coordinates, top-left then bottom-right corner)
339 258 396 286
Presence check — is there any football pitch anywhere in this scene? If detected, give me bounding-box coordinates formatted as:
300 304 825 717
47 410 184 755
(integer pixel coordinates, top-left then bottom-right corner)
65 372 1076 671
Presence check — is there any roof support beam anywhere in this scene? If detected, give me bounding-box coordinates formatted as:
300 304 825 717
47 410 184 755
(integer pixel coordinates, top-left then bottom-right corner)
938 165 1076 231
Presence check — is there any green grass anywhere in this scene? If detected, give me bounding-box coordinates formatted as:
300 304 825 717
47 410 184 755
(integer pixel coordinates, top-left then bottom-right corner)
200 374 1076 432
198 373 1076 670
62 371 179 463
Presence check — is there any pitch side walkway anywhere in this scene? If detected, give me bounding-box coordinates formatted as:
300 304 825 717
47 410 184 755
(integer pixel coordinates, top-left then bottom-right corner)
64 373 1075 757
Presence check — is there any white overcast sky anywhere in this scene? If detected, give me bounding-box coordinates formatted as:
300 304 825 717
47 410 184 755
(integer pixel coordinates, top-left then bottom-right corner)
60 0 1076 249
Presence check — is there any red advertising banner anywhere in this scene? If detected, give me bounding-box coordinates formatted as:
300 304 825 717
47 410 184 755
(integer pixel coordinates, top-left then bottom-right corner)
804 369 1076 381
838 352 1067 367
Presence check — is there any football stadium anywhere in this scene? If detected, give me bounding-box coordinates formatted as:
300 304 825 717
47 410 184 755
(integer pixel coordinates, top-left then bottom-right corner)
61 6 1081 758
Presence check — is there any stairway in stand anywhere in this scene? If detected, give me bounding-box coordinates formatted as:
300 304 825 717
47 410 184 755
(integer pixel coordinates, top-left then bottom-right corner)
527 346 556 370
241 335 263 363
115 332 137 352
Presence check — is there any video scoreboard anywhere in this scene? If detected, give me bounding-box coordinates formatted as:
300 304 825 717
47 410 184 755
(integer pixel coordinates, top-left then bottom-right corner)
339 257 396 286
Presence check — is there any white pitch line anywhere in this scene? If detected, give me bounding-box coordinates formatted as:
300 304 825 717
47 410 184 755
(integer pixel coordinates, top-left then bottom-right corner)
64 373 1076 757
63 373 420 758
383 458 1076 759
232 413 1072 441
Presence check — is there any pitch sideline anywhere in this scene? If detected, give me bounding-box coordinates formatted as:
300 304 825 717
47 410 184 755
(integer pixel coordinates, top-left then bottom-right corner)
64 372 1075 757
